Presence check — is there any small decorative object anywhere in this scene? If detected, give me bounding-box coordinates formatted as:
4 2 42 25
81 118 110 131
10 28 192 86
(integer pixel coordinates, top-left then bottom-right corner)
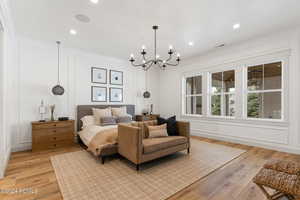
50 105 55 121
142 108 149 115
52 41 65 95
129 25 181 71
91 67 107 84
58 117 69 121
91 86 107 102
110 70 123 85
150 104 153 114
38 100 46 122
109 87 123 102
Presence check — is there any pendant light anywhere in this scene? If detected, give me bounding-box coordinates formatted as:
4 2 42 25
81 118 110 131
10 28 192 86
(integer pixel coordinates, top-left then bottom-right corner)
52 41 65 95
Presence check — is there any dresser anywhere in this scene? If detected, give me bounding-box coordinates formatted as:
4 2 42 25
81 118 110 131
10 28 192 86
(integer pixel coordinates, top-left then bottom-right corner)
135 114 160 122
31 120 75 152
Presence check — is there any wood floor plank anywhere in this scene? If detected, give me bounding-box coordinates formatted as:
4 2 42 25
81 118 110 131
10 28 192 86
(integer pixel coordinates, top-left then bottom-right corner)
1 137 299 200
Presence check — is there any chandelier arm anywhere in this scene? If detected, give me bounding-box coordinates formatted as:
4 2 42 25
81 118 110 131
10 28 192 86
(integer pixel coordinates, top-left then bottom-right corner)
165 54 173 62
144 59 154 65
165 61 180 66
142 54 147 62
157 62 165 69
131 62 147 67
145 61 154 71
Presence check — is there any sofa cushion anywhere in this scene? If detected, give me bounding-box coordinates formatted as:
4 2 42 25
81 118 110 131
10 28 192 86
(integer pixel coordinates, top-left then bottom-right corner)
131 121 157 138
143 136 187 154
157 116 179 136
147 124 168 138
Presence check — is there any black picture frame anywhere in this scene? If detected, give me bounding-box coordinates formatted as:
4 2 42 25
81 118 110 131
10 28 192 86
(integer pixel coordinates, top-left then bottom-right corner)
109 70 123 85
91 67 107 84
109 87 123 102
91 86 107 102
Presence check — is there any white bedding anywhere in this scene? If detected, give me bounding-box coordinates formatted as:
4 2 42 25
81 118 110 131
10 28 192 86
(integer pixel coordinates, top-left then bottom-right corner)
78 125 118 146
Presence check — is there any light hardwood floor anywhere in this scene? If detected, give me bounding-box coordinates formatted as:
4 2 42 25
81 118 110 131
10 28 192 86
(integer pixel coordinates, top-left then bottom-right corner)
1 136 299 200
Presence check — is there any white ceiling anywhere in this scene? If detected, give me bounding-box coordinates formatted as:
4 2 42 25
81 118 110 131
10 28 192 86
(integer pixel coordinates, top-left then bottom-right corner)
10 0 300 60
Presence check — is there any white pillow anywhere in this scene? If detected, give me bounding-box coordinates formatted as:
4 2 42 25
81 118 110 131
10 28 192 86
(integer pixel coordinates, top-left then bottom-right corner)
81 115 96 129
111 106 127 117
92 107 112 125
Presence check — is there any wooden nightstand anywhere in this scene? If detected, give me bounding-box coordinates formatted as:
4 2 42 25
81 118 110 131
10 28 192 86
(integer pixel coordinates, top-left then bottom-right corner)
135 114 160 122
31 120 75 152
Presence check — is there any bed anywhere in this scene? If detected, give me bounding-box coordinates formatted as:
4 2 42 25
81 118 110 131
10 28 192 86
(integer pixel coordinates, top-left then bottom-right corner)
76 104 135 163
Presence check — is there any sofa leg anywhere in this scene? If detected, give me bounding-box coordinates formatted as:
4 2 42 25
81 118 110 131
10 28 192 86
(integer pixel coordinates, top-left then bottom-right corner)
187 148 190 154
136 164 140 171
101 156 105 164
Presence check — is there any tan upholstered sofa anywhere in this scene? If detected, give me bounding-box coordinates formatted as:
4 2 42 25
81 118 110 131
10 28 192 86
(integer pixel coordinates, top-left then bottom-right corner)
118 120 190 170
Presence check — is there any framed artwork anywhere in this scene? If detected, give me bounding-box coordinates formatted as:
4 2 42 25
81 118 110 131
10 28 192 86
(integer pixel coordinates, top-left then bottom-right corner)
110 70 123 85
91 67 107 84
91 86 107 102
109 87 123 102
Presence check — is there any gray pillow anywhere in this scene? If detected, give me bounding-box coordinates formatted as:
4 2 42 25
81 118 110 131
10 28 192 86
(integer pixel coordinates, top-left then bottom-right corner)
116 116 132 123
100 116 117 126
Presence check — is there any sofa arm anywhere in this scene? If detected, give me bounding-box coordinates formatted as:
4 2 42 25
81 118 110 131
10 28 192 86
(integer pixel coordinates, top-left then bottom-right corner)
118 124 143 164
177 121 190 145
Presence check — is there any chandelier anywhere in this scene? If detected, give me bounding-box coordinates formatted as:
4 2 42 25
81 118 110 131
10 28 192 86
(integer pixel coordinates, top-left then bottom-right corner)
129 25 181 71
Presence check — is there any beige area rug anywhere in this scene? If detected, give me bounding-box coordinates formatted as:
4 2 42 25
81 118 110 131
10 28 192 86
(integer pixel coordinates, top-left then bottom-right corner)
51 139 246 200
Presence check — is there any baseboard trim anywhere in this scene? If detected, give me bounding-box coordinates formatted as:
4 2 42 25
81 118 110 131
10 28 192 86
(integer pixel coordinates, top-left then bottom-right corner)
12 142 31 152
0 148 11 179
192 131 300 155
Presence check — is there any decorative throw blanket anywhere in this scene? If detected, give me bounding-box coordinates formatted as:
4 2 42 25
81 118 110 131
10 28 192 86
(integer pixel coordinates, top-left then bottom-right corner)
87 127 118 156
79 125 118 156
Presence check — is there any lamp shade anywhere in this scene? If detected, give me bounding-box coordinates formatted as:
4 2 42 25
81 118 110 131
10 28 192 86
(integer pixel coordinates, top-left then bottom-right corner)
52 84 65 95
143 91 151 98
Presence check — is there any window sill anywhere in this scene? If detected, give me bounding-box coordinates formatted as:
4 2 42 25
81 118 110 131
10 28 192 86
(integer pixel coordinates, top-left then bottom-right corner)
180 114 288 128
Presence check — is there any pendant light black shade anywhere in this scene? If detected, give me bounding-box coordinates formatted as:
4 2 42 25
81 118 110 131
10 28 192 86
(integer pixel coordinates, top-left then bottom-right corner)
52 41 65 95
52 85 65 95
143 91 151 98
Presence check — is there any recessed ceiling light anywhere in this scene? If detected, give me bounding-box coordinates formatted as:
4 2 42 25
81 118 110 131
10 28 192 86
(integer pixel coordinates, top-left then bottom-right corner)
90 0 99 4
216 43 226 48
233 23 240 30
188 41 194 46
69 29 77 35
75 14 90 23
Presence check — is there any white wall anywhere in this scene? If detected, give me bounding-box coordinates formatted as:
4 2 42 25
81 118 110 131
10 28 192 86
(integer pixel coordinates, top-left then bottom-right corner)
0 0 18 178
158 28 300 154
12 36 156 152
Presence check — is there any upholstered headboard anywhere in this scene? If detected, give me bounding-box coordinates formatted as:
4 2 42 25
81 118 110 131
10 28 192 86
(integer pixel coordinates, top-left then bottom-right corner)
76 104 135 131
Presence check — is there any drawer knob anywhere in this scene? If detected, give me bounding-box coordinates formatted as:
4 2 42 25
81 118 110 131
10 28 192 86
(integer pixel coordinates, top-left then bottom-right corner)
53 137 57 140
54 144 57 147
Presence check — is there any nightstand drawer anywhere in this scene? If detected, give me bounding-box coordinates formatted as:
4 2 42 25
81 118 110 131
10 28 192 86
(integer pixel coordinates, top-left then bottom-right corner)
33 131 73 143
34 140 73 151
33 127 73 135
32 121 73 130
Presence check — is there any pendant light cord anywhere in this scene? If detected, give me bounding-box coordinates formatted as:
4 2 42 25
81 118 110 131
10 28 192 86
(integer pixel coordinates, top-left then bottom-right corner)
145 70 148 91
56 41 61 85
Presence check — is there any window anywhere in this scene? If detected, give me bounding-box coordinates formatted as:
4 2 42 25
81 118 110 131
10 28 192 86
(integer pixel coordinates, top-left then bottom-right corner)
247 62 282 119
184 75 202 115
210 70 235 117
